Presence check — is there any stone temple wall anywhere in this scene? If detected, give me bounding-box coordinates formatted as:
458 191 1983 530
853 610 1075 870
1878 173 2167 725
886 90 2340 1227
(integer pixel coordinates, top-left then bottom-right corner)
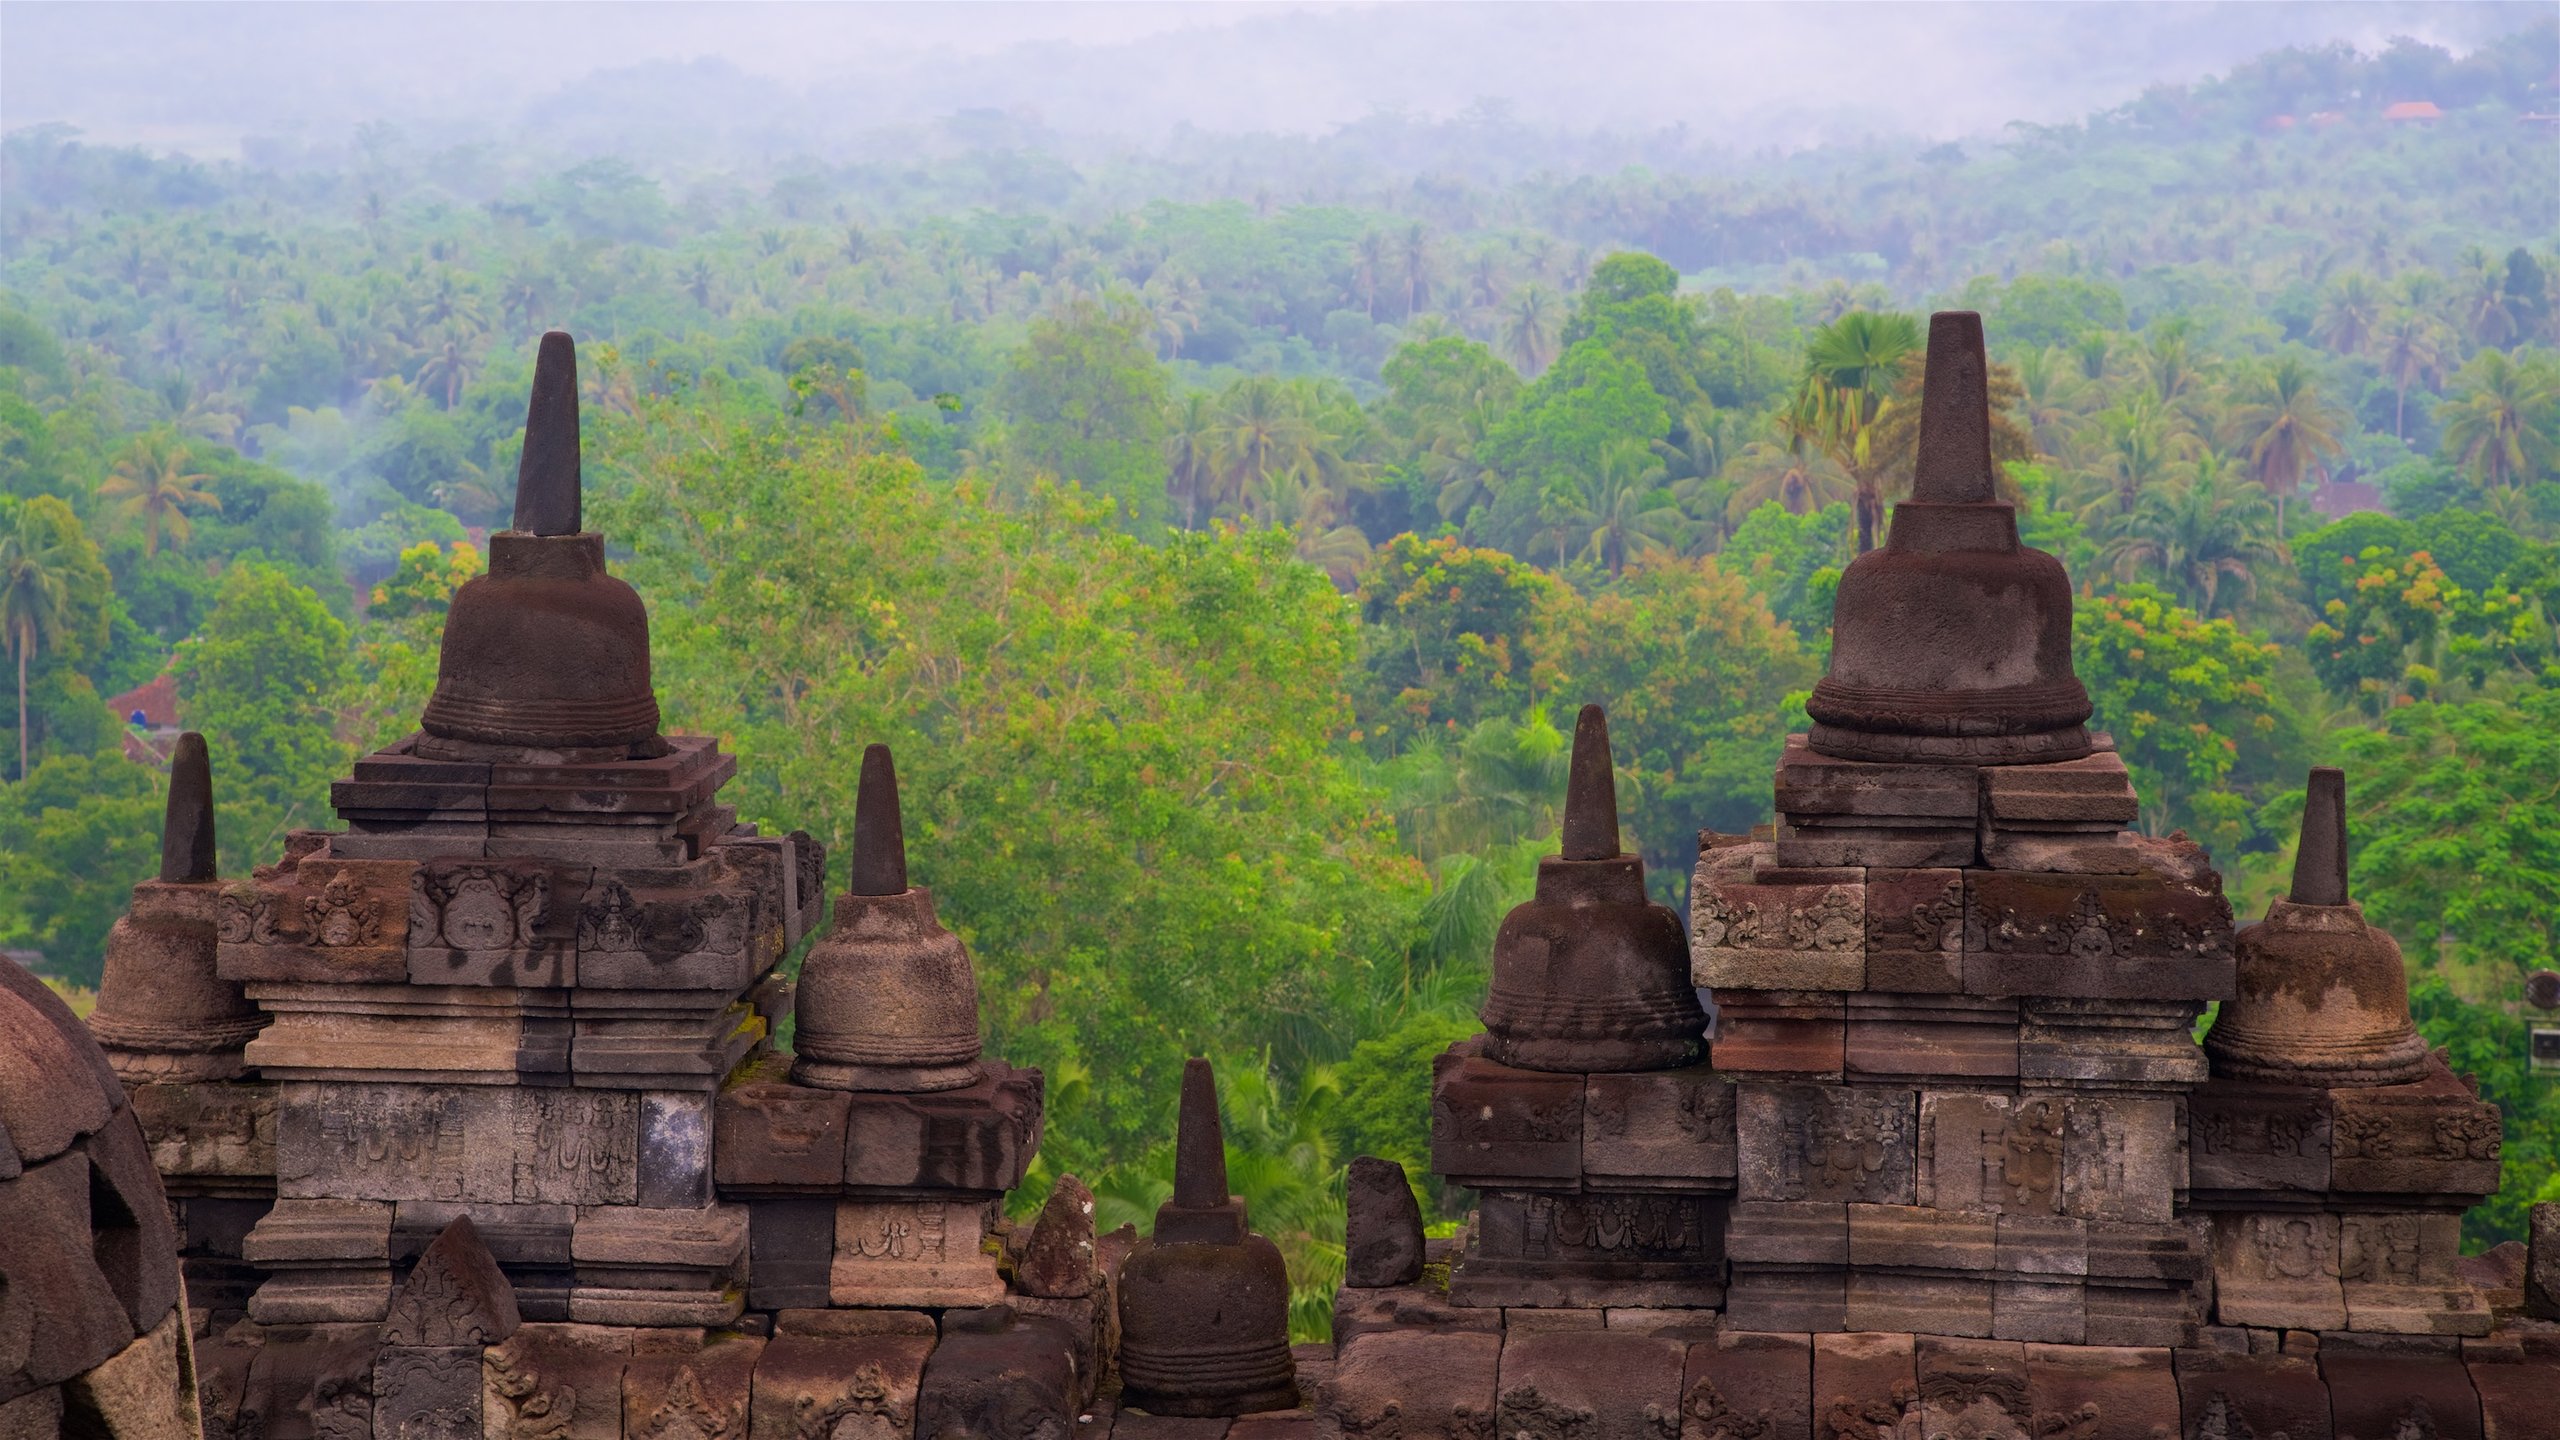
28 316 2560 1438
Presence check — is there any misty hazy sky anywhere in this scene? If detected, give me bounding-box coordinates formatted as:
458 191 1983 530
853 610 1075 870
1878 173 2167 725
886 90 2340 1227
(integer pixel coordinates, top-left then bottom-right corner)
2 1 2546 155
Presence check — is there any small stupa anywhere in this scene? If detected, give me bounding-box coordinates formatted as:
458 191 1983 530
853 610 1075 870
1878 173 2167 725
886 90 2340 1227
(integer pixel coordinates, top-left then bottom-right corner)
792 743 986 1092
1478 704 1704 1072
1115 1058 1298 1416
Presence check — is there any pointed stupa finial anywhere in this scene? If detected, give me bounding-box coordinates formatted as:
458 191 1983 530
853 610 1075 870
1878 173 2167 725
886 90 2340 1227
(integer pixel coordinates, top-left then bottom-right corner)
1911 311 1997 505
2289 766 2349 907
848 743 909 896
1171 1057 1231 1211
159 731 217 884
1560 703 1621 862
512 330 582 536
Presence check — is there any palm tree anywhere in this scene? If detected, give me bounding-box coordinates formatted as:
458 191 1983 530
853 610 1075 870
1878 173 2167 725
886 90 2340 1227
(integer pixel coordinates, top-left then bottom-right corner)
0 510 73 781
2138 322 2209 418
2457 257 2519 349
1163 392 1222 528
1722 440 1852 526
100 432 220 555
2372 309 2448 442
1787 310 1921 552
2100 458 2282 617
413 329 477 410
2014 346 2085 456
1399 223 1432 319
2313 273 2383 356
2437 349 2560 493
2221 356 2343 537
1579 440 1680 575
1214 378 1319 518
1499 285 1561 375
2079 394 2195 520
1352 231 1390 319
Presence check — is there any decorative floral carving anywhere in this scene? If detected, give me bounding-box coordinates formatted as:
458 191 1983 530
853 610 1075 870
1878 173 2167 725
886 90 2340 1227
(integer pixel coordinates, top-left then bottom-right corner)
634 1366 744 1440
1682 1379 1772 1440
217 882 284 944
793 1364 905 1440
1785 885 1864 952
1498 1385 1594 1440
419 863 546 951
305 872 382 947
487 1349 576 1440
1693 890 1765 950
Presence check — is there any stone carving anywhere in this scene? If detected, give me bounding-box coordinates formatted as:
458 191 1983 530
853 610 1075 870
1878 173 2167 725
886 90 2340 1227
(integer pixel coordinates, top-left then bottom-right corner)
311 1368 373 1440
511 1090 638 1203
1519 1193 1710 1260
2196 1107 2326 1159
1682 1379 1772 1440
2246 1216 2336 1281
841 1203 947 1262
218 883 287 944
1497 1386 1599 1440
1823 1386 1921 1440
312 1085 468 1192
1998 1099 2066 1211
792 1364 904 1440
415 864 546 950
486 1350 577 1440
2338 1214 2423 1286
634 1366 743 1440
1789 887 1865 952
1870 879 1967 955
1692 889 1768 951
307 871 384 946
1775 1091 1914 1204
382 1215 519 1347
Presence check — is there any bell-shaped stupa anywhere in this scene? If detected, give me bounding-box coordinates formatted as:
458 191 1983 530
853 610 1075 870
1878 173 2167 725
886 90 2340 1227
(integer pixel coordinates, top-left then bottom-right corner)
418 331 662 759
1806 310 2093 765
1115 1058 1298 1416
89 732 265 1080
792 743 987 1092
2204 767 2432 1086
1479 704 1704 1072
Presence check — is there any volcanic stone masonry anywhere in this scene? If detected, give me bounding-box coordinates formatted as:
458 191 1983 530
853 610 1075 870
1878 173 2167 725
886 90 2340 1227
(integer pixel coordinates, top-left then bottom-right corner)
44 315 2560 1436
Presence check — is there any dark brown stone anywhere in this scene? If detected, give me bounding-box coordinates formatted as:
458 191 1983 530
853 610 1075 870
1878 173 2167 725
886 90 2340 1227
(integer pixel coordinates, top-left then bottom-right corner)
2204 768 2433 1088
747 1329 933 1440
419 332 661 758
1327 1283 1501 1348
2529 1203 2560 1320
1482 706 1705 1074
1430 1044 1583 1188
1811 1332 1915 1440
1707 991 1846 1080
2020 1343 2179 1440
792 743 985 1094
2328 1059 2504 1201
0 954 122 1170
1118 1061 1297 1416
382 1215 519 1347
2320 1347 2484 1440
745 1199 836 1312
373 1345 480 1440
838 1061 1044 1193
481 1322 631 1440
243 1331 381 1440
1318 1329 1498 1438
621 1333 760 1440
0 1147 138 1397
1962 865 2235 1001
2187 1081 2331 1200
1344 1157 1424 1288
1019 1173 1100 1298
1860 867 1968 993
81 1105 184 1334
915 1305 1080 1439
1581 1063 1736 1190
1494 1330 1686 1440
1453 1188 1727 1309
1806 312 2093 767
1737 1083 1917 1205
2470 1341 2560 1440
1683 1328 1813 1440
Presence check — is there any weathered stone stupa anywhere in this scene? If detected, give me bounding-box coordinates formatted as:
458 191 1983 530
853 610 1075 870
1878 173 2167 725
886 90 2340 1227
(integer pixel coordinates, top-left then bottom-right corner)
1319 311 2551 1437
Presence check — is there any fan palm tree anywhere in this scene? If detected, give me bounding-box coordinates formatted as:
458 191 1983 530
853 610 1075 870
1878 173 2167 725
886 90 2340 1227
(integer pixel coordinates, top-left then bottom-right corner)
2100 458 2282 617
1787 310 1921 552
2372 309 2449 442
2221 356 2343 537
100 431 220 555
2437 350 2560 493
1499 285 1562 376
0 509 74 781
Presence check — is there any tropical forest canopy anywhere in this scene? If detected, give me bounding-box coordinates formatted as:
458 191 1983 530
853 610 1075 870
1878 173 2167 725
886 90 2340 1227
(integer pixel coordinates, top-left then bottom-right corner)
2 14 2556 1336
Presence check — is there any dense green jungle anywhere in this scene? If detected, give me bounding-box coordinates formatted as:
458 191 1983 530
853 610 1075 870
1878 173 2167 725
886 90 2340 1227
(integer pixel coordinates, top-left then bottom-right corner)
3 25 2557 1339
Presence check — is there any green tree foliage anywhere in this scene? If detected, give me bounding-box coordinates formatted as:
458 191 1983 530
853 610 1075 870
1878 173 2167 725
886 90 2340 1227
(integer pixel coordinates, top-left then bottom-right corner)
0 750 161 986
2409 975 2560 1250
1483 340 1669 564
177 563 351 868
1353 534 1553 745
996 292 1173 527
1528 557 1815 890
2333 690 2560 1000
585 402 1426 1172
2073 584 2290 854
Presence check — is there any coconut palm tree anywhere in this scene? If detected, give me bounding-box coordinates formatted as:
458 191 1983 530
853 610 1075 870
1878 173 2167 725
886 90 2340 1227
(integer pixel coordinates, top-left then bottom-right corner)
1163 392 1223 528
2099 458 2282 617
1787 310 1921 552
0 510 73 781
2314 273 2383 356
2437 349 2560 493
2221 356 2343 537
1214 378 1319 519
1352 231 1390 319
1578 440 1681 576
1399 223 1432 320
1722 440 1853 526
413 328 477 410
2373 309 2449 442
100 431 220 556
1499 285 1561 375
2079 394 2196 521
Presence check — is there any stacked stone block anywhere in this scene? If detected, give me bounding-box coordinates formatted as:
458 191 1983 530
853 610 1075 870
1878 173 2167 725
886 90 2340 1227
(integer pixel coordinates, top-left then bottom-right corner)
1693 738 2227 1349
